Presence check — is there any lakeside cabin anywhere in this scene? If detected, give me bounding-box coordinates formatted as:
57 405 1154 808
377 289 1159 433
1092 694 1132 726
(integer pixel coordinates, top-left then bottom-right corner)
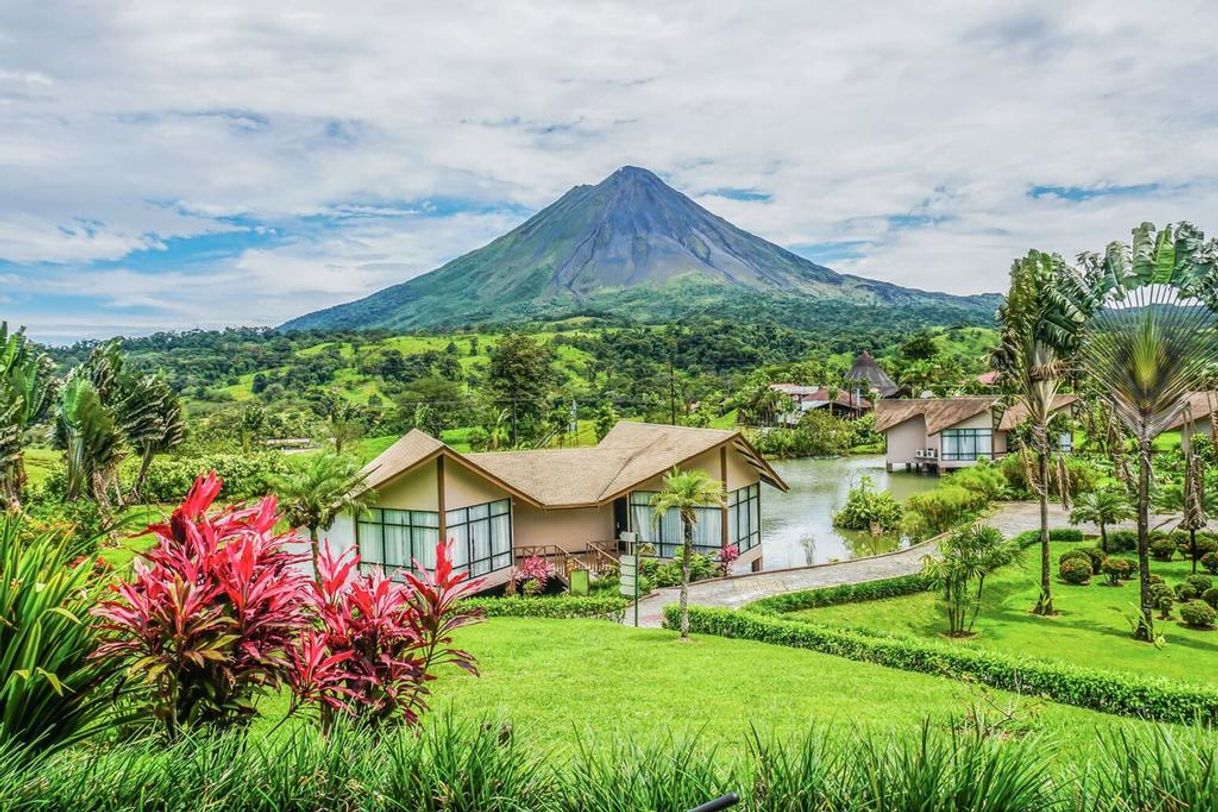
323 422 788 590
875 395 1077 474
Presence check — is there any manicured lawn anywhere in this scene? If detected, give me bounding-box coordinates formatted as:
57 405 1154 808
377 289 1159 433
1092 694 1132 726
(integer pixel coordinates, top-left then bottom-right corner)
256 617 1158 750
794 541 1218 687
23 447 59 488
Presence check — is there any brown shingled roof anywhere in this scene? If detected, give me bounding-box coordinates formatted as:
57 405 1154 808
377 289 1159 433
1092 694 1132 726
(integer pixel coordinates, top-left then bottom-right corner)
1164 391 1218 431
466 422 787 508
996 395 1078 431
874 397 998 435
361 429 444 490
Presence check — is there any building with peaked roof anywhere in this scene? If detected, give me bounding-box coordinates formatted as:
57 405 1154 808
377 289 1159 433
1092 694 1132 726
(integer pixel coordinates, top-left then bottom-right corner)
875 395 1077 474
768 383 872 421
1163 391 1218 440
845 350 901 399
324 422 788 590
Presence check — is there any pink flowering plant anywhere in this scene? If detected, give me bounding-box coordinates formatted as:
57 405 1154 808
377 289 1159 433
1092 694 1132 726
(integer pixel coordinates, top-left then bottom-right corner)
93 472 483 737
513 554 555 592
716 543 740 576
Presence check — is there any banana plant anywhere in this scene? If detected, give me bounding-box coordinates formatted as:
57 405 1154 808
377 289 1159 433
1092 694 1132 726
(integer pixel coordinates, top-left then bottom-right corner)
0 322 58 507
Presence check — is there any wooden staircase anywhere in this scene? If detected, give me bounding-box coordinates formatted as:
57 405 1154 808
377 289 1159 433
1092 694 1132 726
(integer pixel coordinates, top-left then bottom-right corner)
515 541 620 579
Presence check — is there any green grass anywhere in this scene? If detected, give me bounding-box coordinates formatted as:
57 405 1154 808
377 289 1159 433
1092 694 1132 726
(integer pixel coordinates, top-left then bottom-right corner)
794 541 1218 687
22 447 59 488
254 617 1161 750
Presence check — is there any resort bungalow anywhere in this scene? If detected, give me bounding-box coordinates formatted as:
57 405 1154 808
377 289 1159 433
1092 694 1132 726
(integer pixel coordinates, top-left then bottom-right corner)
875 395 1077 474
769 383 871 422
323 422 788 590
1164 392 1218 441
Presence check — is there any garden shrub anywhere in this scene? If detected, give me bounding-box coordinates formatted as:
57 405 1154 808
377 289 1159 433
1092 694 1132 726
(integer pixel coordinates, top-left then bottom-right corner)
1101 557 1135 585
748 574 931 615
136 452 289 502
904 485 990 538
1202 551 1218 575
1202 587 1218 610
1083 546 1108 575
832 475 902 532
460 595 629 621
1186 574 1213 595
665 605 1218 724
1106 530 1138 553
1179 600 1217 629
1047 528 1084 542
947 461 1008 501
1149 538 1177 562
1150 583 1174 619
1058 549 1091 567
1059 557 1092 585
1177 583 1199 602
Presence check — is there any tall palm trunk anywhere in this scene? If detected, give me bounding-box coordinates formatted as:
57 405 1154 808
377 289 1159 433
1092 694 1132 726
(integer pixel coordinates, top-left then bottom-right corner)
309 526 321 585
678 516 693 641
1098 521 1108 555
1033 429 1054 615
1134 439 1154 640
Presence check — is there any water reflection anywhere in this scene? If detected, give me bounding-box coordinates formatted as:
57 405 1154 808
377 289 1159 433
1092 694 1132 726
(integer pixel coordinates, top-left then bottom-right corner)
760 455 939 570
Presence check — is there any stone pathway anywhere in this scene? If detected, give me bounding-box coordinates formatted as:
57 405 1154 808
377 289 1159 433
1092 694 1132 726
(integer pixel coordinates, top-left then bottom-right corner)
627 501 1165 628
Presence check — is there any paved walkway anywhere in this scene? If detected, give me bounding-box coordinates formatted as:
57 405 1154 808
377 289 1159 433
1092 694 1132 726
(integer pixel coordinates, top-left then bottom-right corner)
628 501 1162 627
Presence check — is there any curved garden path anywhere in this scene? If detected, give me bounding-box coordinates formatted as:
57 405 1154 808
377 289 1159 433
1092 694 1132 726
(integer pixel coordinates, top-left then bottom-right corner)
629 501 1157 628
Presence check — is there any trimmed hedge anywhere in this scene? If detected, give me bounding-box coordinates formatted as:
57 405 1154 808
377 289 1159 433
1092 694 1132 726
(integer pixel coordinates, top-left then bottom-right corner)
663 605 1218 724
748 574 931 616
460 596 629 621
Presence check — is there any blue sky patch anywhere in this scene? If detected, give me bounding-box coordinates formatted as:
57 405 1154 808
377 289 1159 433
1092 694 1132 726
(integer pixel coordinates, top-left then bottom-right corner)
1029 183 1161 201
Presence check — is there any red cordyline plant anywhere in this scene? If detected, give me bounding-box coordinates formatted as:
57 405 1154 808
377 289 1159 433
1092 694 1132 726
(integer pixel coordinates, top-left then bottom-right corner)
92 472 311 737
94 472 484 737
289 540 483 726
716 543 740 576
513 554 555 589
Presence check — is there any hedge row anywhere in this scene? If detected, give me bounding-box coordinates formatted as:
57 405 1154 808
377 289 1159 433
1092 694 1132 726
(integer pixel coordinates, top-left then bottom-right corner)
460 596 629 621
663 605 1218 724
748 574 931 615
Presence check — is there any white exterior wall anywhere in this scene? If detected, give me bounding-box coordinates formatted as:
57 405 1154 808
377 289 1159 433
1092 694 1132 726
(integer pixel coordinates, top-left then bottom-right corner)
936 411 997 471
884 417 928 469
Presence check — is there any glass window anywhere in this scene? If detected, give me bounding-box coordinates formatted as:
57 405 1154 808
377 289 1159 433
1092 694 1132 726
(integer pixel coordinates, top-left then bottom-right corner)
445 498 512 577
940 429 993 461
357 507 441 580
728 483 761 553
630 489 729 559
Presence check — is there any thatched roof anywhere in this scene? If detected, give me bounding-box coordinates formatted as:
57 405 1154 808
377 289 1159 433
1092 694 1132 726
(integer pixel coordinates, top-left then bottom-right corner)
845 350 899 398
1164 391 1218 431
995 395 1078 431
874 397 997 435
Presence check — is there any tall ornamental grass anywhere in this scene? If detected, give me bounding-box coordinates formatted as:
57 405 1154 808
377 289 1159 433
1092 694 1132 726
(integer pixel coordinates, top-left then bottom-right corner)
1 716 1216 811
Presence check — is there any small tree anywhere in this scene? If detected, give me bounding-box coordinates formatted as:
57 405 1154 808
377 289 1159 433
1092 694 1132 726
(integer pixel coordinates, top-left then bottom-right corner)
649 469 726 641
274 453 376 581
1070 488 1134 554
921 525 1019 636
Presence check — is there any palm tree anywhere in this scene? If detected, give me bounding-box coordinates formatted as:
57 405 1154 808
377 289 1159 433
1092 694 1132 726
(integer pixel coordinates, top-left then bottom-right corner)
274 452 377 580
0 323 57 507
1077 221 1218 640
649 468 726 641
992 251 1097 615
53 377 125 507
121 374 185 502
1070 488 1134 554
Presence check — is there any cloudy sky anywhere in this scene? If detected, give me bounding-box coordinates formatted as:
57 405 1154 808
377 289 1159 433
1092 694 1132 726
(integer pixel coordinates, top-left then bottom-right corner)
3 1 1217 342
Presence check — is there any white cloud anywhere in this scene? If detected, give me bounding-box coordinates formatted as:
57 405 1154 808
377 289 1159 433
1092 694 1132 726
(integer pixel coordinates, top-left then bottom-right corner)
2 0 1218 339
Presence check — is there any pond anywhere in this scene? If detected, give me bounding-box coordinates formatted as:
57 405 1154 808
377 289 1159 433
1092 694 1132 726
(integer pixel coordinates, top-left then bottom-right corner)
759 455 939 570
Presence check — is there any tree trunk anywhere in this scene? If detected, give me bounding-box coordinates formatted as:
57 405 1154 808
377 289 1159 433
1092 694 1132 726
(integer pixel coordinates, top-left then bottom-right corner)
678 516 693 641
1098 522 1108 555
1190 529 1198 574
1034 449 1054 615
132 448 154 503
309 526 321 585
1135 439 1154 641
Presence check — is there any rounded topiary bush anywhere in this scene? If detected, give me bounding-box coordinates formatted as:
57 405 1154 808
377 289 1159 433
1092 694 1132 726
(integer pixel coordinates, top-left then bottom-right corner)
1059 557 1092 585
1101 557 1135 586
1059 549 1092 567
1083 546 1107 575
1196 535 1218 557
1202 587 1218 610
1150 582 1175 619
1177 583 1199 602
1106 530 1137 553
1202 551 1218 575
1150 538 1177 562
1179 600 1216 629
1186 574 1214 595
